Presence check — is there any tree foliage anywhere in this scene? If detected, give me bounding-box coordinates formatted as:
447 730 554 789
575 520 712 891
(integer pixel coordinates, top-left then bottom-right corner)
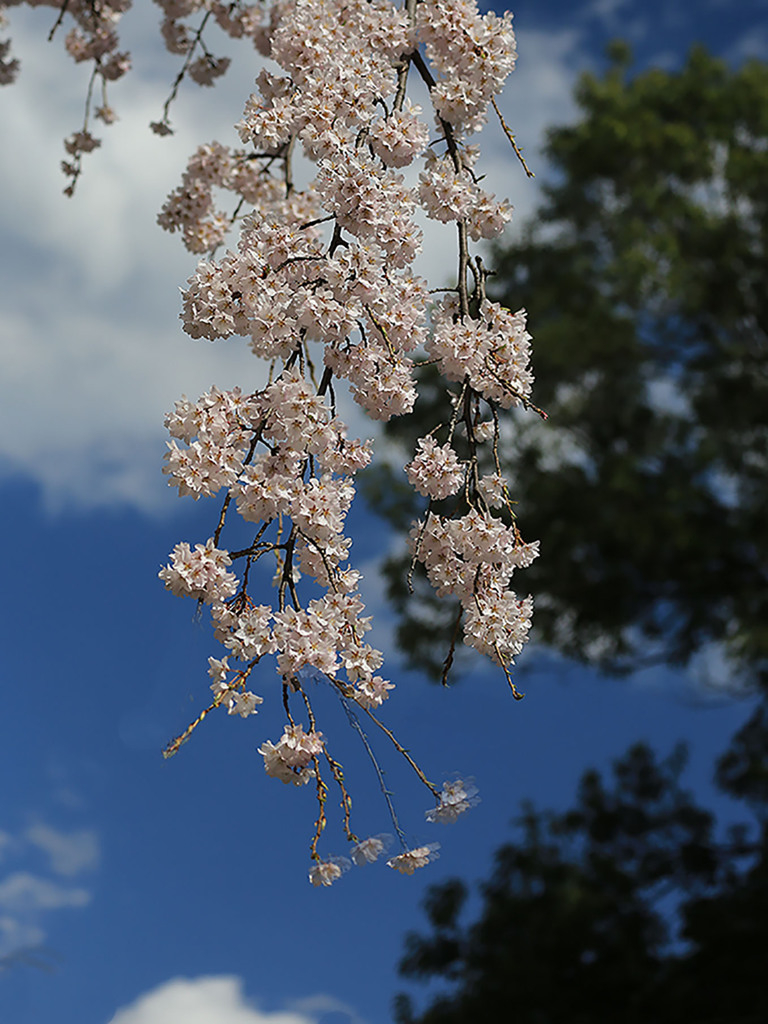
395 731 768 1024
390 50 768 1013
366 43 768 689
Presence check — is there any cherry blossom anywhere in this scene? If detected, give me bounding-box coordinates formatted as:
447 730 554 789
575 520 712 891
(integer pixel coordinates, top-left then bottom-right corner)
387 844 441 876
406 436 465 500
426 778 480 824
152 0 540 877
309 856 351 886
351 835 393 866
5 0 543 881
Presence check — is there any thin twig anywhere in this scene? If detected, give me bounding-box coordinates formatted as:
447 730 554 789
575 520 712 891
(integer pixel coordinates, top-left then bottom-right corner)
310 755 328 861
48 0 71 41
340 697 409 850
163 692 226 759
440 605 464 686
491 97 535 178
359 706 440 798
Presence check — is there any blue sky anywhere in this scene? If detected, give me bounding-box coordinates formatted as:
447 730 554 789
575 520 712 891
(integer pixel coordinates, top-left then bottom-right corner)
1 1 766 1022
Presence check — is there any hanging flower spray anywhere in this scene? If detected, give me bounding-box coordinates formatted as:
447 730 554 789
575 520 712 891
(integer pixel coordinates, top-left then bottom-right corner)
2 0 542 883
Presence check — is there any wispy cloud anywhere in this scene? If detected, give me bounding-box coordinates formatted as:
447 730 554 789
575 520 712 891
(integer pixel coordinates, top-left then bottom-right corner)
724 24 768 62
24 824 100 877
289 992 367 1024
0 820 99 956
0 872 90 913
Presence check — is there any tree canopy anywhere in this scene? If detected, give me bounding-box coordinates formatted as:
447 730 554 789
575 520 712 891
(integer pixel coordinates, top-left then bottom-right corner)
391 44 768 1023
365 43 768 691
395 727 768 1024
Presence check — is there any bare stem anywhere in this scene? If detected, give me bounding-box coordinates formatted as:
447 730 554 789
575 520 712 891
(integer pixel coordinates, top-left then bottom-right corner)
491 97 535 178
339 697 409 850
359 706 440 799
310 756 328 861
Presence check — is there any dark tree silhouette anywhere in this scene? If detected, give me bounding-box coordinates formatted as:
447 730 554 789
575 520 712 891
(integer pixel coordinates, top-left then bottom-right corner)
395 732 767 1023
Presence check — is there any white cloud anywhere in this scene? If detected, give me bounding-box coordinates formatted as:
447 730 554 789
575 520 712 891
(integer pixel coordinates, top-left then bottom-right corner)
0 6 584 512
0 295 261 513
0 872 90 912
107 976 328 1024
0 7 264 512
24 824 100 877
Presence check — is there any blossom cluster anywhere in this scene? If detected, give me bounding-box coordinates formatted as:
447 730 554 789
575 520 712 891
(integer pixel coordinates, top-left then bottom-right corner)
259 724 324 785
411 509 539 669
6 0 541 882
151 0 540 881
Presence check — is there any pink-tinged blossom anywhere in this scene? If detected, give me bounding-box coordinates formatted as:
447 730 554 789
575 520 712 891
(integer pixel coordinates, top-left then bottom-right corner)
406 436 465 500
212 602 276 661
272 606 341 678
468 189 513 241
464 593 534 666
208 655 230 693
140 0 539 879
418 156 476 223
416 0 517 133
474 420 495 442
309 856 351 887
427 299 533 408
295 535 353 586
353 674 395 709
291 474 355 543
188 54 230 87
259 724 324 785
325 344 417 421
64 130 101 155
158 539 238 604
162 384 255 498
387 844 441 875
370 102 430 167
478 473 506 509
509 540 541 569
273 724 324 768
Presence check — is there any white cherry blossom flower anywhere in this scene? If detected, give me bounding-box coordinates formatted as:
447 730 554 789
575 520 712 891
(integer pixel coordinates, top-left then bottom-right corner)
351 834 393 866
226 691 264 718
387 844 441 875
426 778 480 824
309 856 351 886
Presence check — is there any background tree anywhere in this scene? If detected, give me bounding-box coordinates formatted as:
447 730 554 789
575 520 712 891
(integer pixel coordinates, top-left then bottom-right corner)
390 44 768 1024
365 42 768 691
394 728 768 1024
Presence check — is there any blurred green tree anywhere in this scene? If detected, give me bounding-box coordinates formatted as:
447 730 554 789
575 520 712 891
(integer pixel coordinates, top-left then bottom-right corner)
364 43 768 691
